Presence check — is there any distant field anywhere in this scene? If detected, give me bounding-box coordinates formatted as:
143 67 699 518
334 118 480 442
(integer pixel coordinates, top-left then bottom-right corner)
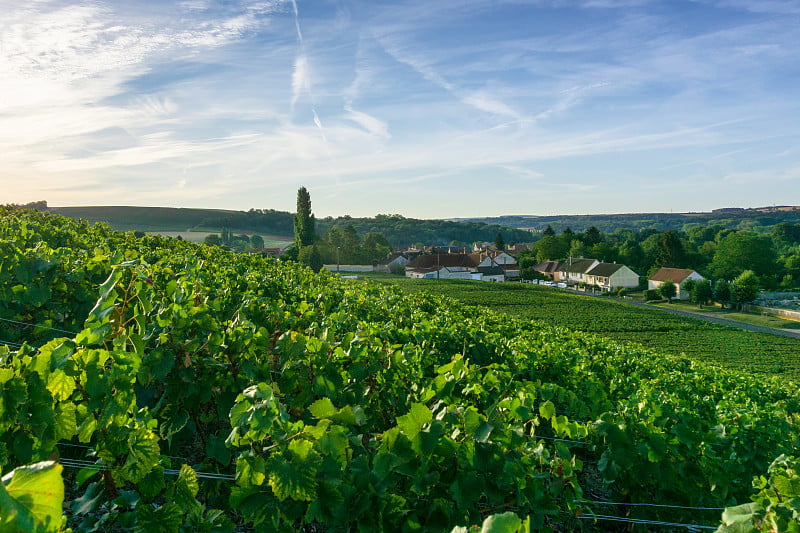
50 205 295 236
51 206 238 231
369 276 800 380
150 230 291 248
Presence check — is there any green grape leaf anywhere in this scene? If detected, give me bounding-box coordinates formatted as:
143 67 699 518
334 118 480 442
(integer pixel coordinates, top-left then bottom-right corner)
46 370 75 402
159 410 189 441
137 466 166 502
718 502 761 532
267 439 321 502
206 434 231 466
174 464 199 510
480 512 524 533
539 401 556 420
70 481 103 515
75 467 100 487
77 416 97 443
134 501 183 533
0 461 64 533
53 402 77 441
397 403 432 440
235 455 266 488
317 425 349 462
121 428 161 484
309 398 337 420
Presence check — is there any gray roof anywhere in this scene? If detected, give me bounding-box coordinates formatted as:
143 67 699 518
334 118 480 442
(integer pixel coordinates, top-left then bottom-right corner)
534 261 562 273
477 265 505 276
560 258 597 274
587 262 626 277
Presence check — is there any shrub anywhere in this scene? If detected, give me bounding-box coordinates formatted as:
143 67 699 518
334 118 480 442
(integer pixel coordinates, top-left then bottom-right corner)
644 289 660 301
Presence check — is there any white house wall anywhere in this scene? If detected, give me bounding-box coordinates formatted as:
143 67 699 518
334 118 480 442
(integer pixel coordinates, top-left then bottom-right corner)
609 267 640 289
677 272 706 299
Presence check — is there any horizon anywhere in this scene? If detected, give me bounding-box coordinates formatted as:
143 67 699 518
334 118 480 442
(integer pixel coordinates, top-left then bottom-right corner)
46 202 799 221
2 1 799 218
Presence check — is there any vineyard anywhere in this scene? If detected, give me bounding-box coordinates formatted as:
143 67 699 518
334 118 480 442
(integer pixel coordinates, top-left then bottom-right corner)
374 278 800 380
1 207 799 531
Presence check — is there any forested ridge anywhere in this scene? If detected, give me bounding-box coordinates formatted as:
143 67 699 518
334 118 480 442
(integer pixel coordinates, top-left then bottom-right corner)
1 206 798 531
459 206 800 234
47 205 533 246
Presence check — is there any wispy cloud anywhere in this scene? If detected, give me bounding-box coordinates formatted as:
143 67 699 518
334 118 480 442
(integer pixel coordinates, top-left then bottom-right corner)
1 0 798 217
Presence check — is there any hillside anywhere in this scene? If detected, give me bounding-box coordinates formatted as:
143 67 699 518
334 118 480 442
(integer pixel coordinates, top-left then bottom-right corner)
48 205 533 246
50 205 294 234
1 206 799 531
455 205 800 233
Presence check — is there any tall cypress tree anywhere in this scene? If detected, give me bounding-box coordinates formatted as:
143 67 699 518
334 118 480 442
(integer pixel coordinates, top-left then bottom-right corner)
294 186 316 249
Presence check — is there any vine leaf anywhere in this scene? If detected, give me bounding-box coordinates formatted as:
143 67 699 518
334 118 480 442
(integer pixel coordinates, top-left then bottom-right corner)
268 440 321 502
0 461 64 533
134 501 183 533
397 403 432 440
122 428 161 484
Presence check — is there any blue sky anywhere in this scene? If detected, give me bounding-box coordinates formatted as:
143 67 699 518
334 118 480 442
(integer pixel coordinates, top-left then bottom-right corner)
1 0 798 218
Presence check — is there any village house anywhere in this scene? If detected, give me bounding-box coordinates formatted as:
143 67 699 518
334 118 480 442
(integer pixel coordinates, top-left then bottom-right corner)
648 267 705 300
557 258 600 284
553 257 640 290
585 262 640 291
533 260 563 279
375 253 410 273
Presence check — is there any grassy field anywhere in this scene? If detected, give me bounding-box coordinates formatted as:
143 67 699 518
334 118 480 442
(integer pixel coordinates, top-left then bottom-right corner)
149 230 291 248
366 275 800 380
50 205 295 236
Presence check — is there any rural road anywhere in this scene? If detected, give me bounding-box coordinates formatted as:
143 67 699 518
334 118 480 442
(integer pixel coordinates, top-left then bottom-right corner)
566 288 800 340
633 303 800 339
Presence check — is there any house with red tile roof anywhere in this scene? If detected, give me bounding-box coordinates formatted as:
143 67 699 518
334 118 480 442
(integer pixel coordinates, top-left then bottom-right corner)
648 267 705 300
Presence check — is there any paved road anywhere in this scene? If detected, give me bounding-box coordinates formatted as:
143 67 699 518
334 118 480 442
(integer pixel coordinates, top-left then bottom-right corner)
565 288 800 340
631 302 800 339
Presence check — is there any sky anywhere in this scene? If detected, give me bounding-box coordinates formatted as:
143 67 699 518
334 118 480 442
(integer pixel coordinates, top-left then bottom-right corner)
1 0 799 219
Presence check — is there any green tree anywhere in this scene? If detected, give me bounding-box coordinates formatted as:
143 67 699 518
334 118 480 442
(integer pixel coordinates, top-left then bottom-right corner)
568 239 586 259
691 280 713 308
250 234 265 249
618 240 646 274
326 226 346 251
590 242 616 263
533 235 568 263
363 232 392 261
298 244 322 272
731 270 760 309
220 227 232 246
204 234 222 246
582 226 602 247
710 232 778 280
658 280 677 302
494 232 506 251
772 222 800 246
343 225 360 253
714 279 731 309
294 187 316 250
542 225 556 237
682 278 696 298
653 230 686 269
